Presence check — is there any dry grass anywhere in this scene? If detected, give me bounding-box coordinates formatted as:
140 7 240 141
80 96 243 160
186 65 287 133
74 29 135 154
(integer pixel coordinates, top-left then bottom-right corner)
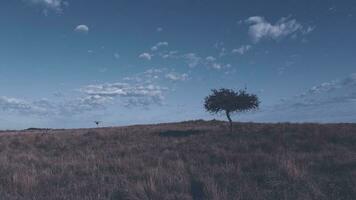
0 120 355 199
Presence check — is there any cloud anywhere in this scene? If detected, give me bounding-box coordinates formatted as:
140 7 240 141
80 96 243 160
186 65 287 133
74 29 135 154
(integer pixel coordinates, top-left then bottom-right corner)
213 42 228 57
0 95 106 117
25 0 68 14
161 51 230 71
204 56 231 70
81 82 167 108
123 69 163 84
183 53 201 68
245 16 312 42
151 42 168 51
295 73 356 102
205 56 216 62
244 73 356 122
0 96 51 116
165 72 189 81
232 45 252 55
74 25 89 33
139 53 153 60
157 27 163 32
0 67 179 118
124 68 190 85
161 51 179 59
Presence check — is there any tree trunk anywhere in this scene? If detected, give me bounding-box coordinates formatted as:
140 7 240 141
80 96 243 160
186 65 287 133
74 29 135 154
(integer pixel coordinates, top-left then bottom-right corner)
226 111 233 132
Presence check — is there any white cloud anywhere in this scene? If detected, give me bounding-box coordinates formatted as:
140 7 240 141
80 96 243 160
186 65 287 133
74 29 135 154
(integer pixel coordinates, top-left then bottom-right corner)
0 68 176 117
0 96 51 116
124 68 191 85
245 16 312 42
81 82 167 108
244 73 356 123
232 45 252 55
183 53 201 68
165 73 189 81
296 73 356 101
26 0 68 14
303 26 315 35
157 27 163 32
161 51 179 59
151 42 168 51
205 56 216 62
74 25 89 33
219 47 227 57
204 56 231 70
139 53 153 60
211 63 222 70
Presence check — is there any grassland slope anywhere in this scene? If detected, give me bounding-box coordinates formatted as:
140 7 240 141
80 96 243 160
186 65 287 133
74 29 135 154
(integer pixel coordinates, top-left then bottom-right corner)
0 120 355 200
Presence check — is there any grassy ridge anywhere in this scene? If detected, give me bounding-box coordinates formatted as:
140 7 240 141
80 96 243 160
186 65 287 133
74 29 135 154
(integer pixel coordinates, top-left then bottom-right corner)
0 120 355 199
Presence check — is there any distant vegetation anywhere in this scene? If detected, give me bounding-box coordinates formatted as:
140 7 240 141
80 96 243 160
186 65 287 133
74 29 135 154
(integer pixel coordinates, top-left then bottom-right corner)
204 88 259 132
0 121 355 199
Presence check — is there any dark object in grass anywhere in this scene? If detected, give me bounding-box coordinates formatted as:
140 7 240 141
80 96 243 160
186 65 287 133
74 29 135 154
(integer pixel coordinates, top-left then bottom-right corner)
158 130 204 137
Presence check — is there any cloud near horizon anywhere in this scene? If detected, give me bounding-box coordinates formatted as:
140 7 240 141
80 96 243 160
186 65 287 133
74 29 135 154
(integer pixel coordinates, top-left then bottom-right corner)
243 73 356 122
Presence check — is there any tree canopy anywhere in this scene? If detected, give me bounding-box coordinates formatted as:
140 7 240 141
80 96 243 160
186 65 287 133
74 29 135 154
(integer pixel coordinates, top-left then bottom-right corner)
204 88 260 132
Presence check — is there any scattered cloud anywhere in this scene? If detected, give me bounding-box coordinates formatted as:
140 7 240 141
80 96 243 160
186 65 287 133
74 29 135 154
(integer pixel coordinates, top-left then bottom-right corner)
25 0 68 14
151 42 168 51
81 82 167 108
183 53 201 68
0 69 175 116
74 25 89 33
0 96 50 116
219 47 227 57
204 56 231 70
160 51 231 71
161 51 179 59
245 73 356 122
245 16 313 42
123 69 164 84
296 73 356 101
232 45 252 55
139 53 153 60
124 68 190 83
205 56 216 62
165 72 189 81
213 42 227 57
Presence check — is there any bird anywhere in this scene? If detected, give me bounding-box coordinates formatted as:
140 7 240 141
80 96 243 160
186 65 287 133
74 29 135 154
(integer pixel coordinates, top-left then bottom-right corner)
94 121 102 127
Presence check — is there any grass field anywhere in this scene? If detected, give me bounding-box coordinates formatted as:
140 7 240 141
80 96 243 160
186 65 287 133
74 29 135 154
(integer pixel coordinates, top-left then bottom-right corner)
0 120 355 200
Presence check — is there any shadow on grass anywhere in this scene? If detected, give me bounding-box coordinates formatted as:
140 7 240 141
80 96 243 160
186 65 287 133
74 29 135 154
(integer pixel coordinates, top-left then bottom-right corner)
158 130 204 137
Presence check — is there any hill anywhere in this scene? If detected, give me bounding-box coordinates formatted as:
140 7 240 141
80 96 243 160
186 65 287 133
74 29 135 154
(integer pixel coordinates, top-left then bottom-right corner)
0 120 355 200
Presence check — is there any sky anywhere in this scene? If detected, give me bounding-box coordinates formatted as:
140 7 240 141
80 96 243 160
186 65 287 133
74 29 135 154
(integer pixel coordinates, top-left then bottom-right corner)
0 0 355 129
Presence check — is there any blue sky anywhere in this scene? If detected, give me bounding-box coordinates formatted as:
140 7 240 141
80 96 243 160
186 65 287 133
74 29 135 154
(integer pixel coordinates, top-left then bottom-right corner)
0 0 355 129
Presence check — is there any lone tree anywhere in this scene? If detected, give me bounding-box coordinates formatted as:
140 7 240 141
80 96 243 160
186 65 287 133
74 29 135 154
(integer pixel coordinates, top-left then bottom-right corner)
204 88 259 132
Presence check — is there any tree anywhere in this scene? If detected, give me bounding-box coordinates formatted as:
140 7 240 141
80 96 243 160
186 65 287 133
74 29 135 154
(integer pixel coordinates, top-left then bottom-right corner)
204 88 259 132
